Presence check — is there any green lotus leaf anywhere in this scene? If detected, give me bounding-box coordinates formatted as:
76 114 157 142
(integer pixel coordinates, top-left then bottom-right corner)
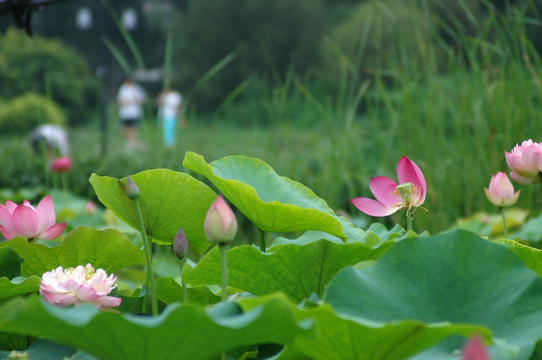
0 247 21 278
0 295 310 360
184 239 392 302
239 294 491 360
0 227 144 277
182 152 346 239
155 276 219 305
494 239 542 276
90 169 217 256
0 276 41 301
325 230 542 359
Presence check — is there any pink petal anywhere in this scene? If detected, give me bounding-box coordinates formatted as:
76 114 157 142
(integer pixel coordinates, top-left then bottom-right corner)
396 156 426 203
76 286 101 302
0 225 14 240
505 190 521 207
369 176 401 207
39 223 66 240
351 197 398 217
35 196 56 234
97 296 122 308
4 201 17 213
462 335 489 360
510 171 537 185
484 188 502 207
491 173 514 198
44 293 77 307
11 205 39 238
0 206 16 236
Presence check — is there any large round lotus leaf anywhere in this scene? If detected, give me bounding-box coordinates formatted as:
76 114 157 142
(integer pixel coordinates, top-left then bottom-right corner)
0 227 144 277
239 294 490 360
184 239 392 302
90 169 216 256
182 152 346 239
325 230 542 359
0 295 310 360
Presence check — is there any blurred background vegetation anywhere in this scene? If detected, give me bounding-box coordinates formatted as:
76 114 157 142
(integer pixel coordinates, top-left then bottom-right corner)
0 0 542 237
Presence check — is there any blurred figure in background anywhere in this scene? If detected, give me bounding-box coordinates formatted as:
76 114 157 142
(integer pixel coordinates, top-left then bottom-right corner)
116 77 146 148
156 87 183 148
29 123 69 158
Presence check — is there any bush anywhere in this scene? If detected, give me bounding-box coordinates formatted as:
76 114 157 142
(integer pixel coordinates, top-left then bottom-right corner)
0 93 66 135
0 29 99 126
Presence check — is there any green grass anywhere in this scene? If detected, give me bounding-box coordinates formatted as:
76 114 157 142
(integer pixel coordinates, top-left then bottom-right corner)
3 0 542 237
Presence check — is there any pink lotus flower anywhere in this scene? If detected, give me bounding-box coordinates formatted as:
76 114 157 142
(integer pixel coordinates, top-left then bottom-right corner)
462 335 489 360
40 264 121 308
50 156 72 173
484 172 520 207
204 195 238 244
0 195 66 240
505 139 542 185
351 156 426 217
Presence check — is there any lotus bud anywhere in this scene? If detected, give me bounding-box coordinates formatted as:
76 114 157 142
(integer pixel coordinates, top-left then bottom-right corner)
50 156 72 173
204 195 238 244
173 227 188 259
125 176 140 199
484 172 520 208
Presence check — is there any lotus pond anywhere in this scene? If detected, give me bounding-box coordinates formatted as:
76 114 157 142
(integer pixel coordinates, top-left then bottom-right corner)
1 143 542 360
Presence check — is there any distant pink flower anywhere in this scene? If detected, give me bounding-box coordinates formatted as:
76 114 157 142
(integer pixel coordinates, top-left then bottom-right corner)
351 156 426 217
462 335 489 360
85 200 97 216
204 195 238 244
505 139 542 185
50 156 72 173
484 172 520 207
0 195 65 240
40 264 121 308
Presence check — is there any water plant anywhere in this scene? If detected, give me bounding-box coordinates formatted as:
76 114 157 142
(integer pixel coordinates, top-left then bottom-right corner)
0 139 541 358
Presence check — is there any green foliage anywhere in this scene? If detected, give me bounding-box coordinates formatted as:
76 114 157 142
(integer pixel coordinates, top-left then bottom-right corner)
172 0 326 107
184 238 393 302
0 296 309 360
0 276 41 301
0 138 44 190
0 93 66 135
0 228 144 277
0 29 99 126
90 169 217 256
325 230 542 359
323 0 436 78
183 152 346 238
240 294 490 360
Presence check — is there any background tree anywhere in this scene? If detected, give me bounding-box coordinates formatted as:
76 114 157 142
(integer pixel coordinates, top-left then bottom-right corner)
0 29 99 126
171 0 326 109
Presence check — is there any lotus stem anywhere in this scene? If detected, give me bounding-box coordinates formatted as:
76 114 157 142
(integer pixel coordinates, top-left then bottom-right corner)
259 228 266 253
179 257 188 304
406 211 413 233
501 207 508 238
133 198 158 316
219 243 228 302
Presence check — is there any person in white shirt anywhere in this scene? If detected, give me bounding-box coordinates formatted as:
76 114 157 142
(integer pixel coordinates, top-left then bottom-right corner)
156 88 183 148
116 77 146 148
29 124 69 157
